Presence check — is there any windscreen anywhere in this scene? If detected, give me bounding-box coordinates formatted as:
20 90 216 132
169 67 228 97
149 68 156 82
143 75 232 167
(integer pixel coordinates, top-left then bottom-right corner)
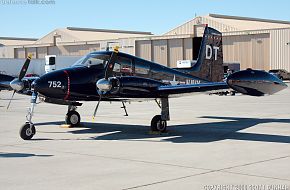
72 54 110 67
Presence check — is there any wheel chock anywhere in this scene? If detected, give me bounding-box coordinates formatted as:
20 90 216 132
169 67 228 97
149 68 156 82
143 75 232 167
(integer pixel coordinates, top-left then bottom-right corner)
60 124 72 128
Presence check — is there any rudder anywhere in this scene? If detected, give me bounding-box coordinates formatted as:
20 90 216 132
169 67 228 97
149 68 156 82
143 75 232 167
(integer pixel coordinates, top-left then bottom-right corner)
177 26 223 82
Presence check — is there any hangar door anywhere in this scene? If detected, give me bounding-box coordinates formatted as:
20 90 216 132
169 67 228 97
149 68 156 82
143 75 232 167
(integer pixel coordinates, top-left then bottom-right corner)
223 33 270 70
135 40 151 61
252 33 270 71
168 39 183 68
152 40 167 66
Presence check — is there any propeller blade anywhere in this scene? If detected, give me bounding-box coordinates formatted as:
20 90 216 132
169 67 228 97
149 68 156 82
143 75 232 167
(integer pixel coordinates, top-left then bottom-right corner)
92 94 102 120
18 54 32 80
93 46 119 119
104 46 119 79
6 90 16 110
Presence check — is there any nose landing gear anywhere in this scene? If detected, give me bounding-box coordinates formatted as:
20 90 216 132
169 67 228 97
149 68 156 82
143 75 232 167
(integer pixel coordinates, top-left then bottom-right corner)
20 122 36 140
19 92 38 140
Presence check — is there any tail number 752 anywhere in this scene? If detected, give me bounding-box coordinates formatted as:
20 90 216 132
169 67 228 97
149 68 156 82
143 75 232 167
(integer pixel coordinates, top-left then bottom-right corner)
48 81 62 88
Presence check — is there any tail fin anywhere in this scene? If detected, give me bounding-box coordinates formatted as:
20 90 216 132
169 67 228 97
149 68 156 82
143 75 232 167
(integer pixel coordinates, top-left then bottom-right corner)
177 26 223 82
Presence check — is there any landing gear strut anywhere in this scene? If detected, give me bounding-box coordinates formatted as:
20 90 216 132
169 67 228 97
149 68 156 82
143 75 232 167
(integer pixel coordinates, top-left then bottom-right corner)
151 98 169 133
65 105 81 127
20 92 38 140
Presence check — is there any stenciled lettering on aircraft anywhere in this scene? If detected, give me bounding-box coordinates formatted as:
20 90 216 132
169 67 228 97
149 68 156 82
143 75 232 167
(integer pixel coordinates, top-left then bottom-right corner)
186 79 201 84
206 45 219 61
48 81 62 88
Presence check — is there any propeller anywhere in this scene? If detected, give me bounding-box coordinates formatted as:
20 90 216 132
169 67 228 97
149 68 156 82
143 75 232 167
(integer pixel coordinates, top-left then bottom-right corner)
92 47 119 119
6 90 16 110
92 95 102 120
7 54 32 109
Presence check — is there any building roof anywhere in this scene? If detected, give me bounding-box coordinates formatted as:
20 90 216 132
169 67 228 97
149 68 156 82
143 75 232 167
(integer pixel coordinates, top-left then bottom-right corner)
34 27 153 45
0 37 38 46
207 14 290 30
164 14 290 35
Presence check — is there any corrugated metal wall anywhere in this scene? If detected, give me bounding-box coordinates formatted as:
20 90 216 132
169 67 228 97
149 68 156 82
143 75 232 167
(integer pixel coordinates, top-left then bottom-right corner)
8 25 290 72
15 48 25 59
58 44 100 56
135 40 151 60
48 46 60 55
136 38 194 67
223 33 270 70
270 28 290 71
252 34 270 70
183 38 193 60
0 46 14 58
136 33 271 71
152 40 168 66
119 38 135 55
25 47 37 58
37 47 48 58
168 39 183 67
13 43 100 58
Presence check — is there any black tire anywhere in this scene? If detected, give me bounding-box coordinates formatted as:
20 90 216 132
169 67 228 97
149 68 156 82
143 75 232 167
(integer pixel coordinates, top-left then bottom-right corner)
151 115 167 132
65 111 81 127
279 76 284 80
19 123 35 140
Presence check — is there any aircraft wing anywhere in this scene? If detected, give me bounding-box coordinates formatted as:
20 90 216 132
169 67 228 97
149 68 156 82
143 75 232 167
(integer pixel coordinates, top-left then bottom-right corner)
0 73 15 90
0 81 11 87
157 82 229 96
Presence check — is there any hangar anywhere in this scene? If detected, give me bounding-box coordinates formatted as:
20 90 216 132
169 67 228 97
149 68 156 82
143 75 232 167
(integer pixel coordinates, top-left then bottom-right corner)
136 14 290 71
0 14 290 72
9 27 153 59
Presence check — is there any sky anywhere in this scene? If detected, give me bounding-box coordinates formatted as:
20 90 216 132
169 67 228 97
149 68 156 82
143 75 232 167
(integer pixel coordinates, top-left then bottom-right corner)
0 0 290 38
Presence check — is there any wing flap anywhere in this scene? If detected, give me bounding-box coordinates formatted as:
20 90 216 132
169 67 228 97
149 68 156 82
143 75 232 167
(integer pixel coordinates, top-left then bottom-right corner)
157 82 229 95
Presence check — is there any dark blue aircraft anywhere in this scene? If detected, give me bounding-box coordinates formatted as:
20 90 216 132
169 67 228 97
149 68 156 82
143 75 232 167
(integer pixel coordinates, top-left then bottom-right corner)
3 26 287 140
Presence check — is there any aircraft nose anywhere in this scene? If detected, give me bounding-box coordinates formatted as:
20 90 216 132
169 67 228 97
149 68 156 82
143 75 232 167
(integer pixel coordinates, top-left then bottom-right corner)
32 70 68 99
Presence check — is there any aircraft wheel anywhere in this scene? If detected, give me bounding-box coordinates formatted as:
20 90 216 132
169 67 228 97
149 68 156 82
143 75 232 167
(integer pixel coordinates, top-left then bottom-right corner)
151 115 167 132
65 111 81 127
20 122 35 140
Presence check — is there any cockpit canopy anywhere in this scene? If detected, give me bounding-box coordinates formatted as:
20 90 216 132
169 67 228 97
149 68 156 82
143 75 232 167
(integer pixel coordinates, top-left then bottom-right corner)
72 51 152 78
72 53 110 67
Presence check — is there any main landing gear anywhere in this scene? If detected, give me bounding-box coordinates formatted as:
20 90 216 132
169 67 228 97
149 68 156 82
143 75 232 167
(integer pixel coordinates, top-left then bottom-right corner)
65 105 81 127
150 98 170 133
18 96 169 139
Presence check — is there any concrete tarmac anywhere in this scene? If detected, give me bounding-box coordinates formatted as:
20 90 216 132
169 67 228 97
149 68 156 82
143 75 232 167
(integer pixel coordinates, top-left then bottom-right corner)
0 87 290 190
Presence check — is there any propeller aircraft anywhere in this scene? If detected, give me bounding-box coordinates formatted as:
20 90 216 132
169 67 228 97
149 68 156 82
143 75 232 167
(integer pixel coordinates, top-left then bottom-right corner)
3 26 287 140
